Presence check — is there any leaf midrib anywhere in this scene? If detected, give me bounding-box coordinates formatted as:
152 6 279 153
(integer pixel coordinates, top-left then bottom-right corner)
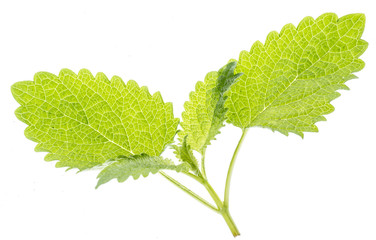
249 16 360 127
21 88 134 156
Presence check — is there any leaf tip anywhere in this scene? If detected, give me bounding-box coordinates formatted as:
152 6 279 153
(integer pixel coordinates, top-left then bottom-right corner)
95 181 102 189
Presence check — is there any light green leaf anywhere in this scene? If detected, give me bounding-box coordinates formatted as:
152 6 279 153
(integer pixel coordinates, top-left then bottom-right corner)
96 154 189 188
180 62 242 152
171 135 200 174
11 69 179 170
225 13 368 136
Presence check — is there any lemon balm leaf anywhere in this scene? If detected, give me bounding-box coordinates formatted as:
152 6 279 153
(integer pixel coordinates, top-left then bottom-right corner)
225 13 368 136
180 62 242 153
11 69 179 170
96 154 189 188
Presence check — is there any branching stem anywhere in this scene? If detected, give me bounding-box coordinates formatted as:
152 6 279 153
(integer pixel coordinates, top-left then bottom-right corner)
160 130 249 237
184 171 204 184
159 171 218 212
184 171 240 237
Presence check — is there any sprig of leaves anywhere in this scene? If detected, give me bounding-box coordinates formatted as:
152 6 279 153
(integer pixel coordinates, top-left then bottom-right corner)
11 13 367 237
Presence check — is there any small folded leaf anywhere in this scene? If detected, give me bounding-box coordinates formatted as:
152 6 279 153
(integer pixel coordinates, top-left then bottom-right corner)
172 135 200 174
225 13 368 136
11 69 179 170
96 154 189 188
180 62 242 153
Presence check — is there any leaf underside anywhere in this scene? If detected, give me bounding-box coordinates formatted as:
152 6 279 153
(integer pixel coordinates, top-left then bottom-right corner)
180 62 242 152
11 69 179 170
96 154 189 188
225 13 368 137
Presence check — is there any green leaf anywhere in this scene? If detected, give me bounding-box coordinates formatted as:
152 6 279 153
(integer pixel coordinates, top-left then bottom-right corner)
96 154 189 188
180 62 242 152
171 135 200 174
11 69 179 170
225 13 368 136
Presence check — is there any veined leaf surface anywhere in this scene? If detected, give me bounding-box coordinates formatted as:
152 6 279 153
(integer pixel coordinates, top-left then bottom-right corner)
225 13 368 136
96 154 189 188
11 69 179 170
180 62 242 152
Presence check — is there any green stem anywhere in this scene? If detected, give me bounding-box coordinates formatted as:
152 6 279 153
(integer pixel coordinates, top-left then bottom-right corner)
204 180 240 237
184 172 204 184
200 148 207 179
186 173 240 237
202 180 223 209
221 207 240 237
224 128 248 208
162 131 247 238
159 171 218 212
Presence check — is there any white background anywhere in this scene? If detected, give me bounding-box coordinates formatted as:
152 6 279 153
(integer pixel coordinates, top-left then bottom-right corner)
0 0 375 239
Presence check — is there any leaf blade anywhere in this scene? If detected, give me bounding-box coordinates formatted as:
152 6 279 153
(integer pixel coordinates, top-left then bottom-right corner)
11 69 179 170
225 13 368 136
96 154 189 188
180 62 242 152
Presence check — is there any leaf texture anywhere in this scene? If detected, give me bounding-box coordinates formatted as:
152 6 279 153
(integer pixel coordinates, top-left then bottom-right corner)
180 62 242 152
171 136 200 174
225 13 368 136
11 69 179 170
96 154 189 188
